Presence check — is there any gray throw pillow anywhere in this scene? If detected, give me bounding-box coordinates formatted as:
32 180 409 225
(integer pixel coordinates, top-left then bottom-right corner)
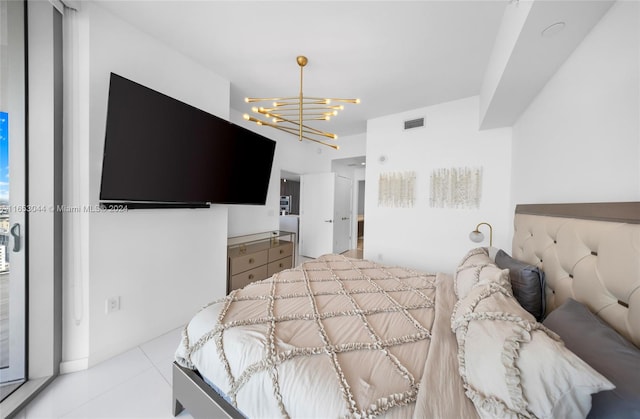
543 298 640 419
495 249 545 321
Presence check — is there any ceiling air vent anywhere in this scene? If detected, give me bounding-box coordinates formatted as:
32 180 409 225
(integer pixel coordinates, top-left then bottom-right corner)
404 117 425 130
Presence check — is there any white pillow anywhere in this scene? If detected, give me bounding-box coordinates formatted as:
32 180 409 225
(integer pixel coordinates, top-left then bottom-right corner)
454 247 510 299
451 282 614 419
457 246 491 267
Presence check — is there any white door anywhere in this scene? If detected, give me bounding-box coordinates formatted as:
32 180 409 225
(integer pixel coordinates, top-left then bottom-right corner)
333 175 352 254
299 173 335 258
299 173 353 258
0 0 27 387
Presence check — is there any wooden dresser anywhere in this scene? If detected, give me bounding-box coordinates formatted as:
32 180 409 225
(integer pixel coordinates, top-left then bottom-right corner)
227 231 295 293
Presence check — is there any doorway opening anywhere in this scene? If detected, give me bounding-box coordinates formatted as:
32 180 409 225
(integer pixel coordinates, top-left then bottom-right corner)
286 156 366 262
279 170 302 262
357 179 365 252
331 156 365 259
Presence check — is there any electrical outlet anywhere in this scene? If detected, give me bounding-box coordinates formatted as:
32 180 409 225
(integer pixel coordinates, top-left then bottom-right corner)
106 296 120 314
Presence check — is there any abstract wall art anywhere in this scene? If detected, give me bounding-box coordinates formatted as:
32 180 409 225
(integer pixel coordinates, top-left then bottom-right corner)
378 171 416 208
429 167 483 209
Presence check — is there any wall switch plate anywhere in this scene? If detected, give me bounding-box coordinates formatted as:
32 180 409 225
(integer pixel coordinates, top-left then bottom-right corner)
106 296 120 314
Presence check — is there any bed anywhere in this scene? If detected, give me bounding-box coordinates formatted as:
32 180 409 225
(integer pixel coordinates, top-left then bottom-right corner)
173 202 640 418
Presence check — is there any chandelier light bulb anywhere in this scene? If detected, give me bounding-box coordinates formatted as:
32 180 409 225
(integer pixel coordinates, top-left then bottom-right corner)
244 55 359 150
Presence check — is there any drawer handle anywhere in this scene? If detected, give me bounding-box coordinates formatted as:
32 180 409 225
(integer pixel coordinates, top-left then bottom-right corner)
279 249 284 254
248 274 254 280
279 263 283 268
249 258 254 264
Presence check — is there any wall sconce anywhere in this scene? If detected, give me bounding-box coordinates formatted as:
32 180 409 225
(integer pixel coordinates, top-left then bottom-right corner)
469 222 493 247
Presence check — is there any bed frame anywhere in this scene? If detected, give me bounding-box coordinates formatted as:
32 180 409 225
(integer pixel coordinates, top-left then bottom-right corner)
172 201 640 418
172 361 243 419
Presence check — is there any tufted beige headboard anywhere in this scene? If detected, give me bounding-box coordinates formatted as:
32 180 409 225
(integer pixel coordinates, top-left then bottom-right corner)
512 202 640 348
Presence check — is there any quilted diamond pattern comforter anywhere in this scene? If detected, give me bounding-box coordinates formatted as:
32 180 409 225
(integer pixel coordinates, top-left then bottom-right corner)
175 254 477 418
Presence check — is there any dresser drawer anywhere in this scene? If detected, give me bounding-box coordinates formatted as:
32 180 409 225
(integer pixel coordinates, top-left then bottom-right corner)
230 265 268 291
229 249 268 275
268 242 293 261
267 256 292 276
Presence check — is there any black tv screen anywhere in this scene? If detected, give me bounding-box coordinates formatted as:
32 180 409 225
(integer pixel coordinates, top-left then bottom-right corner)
99 73 276 207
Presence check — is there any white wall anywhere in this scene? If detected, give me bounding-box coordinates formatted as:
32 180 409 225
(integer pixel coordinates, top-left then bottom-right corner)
512 1 640 206
63 0 640 369
63 4 367 367
365 96 512 274
63 3 232 369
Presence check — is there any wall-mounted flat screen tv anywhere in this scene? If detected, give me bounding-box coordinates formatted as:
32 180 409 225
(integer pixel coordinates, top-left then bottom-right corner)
99 73 276 208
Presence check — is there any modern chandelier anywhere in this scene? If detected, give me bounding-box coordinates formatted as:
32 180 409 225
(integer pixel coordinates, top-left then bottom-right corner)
243 56 360 150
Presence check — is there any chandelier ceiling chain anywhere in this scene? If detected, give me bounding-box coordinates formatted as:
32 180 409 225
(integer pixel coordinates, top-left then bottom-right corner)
243 55 360 150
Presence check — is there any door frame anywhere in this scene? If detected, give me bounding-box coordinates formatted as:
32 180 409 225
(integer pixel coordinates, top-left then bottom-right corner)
0 0 27 387
299 172 335 258
332 174 353 255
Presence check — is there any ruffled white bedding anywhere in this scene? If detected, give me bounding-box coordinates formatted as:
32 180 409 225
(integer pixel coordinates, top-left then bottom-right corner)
175 254 478 418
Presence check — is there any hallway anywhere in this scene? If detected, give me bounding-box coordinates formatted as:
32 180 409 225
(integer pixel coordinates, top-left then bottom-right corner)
341 237 363 259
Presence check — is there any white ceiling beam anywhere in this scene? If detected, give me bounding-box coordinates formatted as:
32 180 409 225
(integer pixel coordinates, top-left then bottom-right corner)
479 0 615 130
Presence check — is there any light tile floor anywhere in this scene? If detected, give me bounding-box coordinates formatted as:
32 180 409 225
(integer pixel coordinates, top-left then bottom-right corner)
14 327 193 419
13 249 364 419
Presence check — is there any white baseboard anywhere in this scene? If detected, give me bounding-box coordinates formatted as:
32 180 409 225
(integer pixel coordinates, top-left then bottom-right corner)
59 358 88 374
